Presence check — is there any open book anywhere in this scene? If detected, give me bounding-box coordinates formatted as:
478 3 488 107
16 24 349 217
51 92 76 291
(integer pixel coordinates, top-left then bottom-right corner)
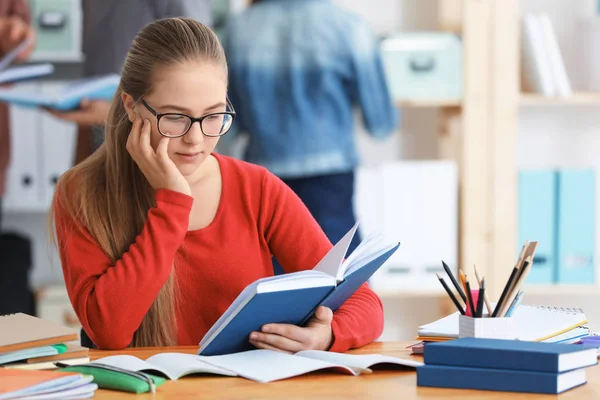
0 37 54 85
0 74 120 110
92 349 422 383
198 223 400 356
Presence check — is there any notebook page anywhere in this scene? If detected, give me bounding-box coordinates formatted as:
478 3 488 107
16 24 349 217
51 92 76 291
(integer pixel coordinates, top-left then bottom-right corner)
313 222 358 281
200 350 358 383
146 353 236 379
92 355 172 379
294 350 424 369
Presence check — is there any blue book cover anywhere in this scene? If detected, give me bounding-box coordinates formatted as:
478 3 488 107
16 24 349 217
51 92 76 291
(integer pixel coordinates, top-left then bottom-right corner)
417 364 587 394
198 225 400 356
423 338 598 373
518 170 557 284
556 169 595 284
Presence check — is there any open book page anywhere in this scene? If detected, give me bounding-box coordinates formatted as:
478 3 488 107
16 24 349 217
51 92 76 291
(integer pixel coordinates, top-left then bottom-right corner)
200 349 359 383
93 354 235 380
294 350 424 370
312 222 359 282
145 353 236 379
342 232 398 277
0 36 34 71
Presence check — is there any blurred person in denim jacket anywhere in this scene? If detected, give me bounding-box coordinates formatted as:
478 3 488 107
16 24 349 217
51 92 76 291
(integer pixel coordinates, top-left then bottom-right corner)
224 0 398 257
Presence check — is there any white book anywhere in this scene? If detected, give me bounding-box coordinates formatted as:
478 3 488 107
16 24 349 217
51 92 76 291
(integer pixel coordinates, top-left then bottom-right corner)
521 14 555 96
93 349 423 383
538 13 572 97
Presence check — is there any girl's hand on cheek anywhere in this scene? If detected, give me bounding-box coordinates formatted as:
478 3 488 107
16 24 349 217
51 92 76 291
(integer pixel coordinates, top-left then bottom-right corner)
126 116 191 196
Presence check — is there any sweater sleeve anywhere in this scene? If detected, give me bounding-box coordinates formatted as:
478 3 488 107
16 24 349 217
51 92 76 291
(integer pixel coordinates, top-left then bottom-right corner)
258 170 384 352
54 189 193 349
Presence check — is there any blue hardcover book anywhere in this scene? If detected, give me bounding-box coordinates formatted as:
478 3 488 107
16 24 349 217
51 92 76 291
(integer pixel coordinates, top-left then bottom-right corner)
198 224 400 356
424 338 598 373
556 169 596 284
518 170 557 284
0 74 120 110
417 364 587 394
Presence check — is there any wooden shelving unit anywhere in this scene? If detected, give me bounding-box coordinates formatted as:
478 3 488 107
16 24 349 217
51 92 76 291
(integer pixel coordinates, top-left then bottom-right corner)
396 99 461 108
520 92 600 106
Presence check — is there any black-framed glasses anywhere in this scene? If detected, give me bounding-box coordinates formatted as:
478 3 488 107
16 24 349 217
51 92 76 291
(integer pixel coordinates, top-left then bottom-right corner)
141 98 236 138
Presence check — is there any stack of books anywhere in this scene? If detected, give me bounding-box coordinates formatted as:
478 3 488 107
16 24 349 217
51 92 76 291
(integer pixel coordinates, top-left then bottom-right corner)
0 313 89 370
417 338 598 394
0 369 97 399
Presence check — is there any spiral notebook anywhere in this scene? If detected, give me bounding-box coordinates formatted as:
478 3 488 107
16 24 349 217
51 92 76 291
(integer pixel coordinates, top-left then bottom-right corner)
417 305 588 342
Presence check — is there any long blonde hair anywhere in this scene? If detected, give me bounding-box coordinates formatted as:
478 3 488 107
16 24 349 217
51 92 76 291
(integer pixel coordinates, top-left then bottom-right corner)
50 18 227 347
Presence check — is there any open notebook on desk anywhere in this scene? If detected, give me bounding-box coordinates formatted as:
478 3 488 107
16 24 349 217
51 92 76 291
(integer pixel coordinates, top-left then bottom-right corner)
418 305 588 342
198 223 400 356
91 349 422 383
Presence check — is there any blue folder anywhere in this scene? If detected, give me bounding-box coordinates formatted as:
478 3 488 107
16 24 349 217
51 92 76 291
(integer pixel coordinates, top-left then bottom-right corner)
556 169 595 284
198 225 400 356
518 170 557 284
0 74 120 110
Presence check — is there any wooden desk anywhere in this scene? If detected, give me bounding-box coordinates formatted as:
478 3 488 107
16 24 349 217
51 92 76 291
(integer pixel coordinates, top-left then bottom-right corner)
90 341 600 399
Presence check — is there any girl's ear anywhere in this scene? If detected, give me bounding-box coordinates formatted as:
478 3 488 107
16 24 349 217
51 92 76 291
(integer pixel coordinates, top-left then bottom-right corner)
121 92 136 123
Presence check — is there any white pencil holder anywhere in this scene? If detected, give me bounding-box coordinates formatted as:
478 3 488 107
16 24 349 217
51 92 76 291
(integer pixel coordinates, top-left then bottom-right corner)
458 314 517 340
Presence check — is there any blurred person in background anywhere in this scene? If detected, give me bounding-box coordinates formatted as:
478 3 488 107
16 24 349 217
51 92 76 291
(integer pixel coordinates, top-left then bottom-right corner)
0 0 35 229
223 0 398 261
47 0 212 165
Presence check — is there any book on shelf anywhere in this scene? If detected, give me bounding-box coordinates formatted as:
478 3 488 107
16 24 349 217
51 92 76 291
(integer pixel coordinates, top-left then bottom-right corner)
91 349 423 383
521 13 572 98
198 223 400 356
0 74 120 110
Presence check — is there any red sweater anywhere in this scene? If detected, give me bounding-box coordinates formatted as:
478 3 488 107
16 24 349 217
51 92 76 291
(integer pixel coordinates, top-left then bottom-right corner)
55 154 384 351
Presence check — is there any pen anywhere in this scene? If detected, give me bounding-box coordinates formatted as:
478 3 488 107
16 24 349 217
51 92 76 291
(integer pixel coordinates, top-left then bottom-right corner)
436 273 465 315
505 290 524 317
473 264 492 315
476 278 485 317
465 275 476 317
442 261 467 303
492 266 519 317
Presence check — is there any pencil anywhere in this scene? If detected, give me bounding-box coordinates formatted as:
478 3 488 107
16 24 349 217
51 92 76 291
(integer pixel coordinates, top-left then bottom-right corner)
465 275 476 317
473 264 492 316
436 273 465 315
442 261 467 303
499 258 532 317
491 266 519 317
476 278 485 317
505 290 524 317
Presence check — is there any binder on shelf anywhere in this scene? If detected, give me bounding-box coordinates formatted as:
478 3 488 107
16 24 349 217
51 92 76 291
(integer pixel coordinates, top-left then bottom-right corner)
517 170 557 284
556 169 595 284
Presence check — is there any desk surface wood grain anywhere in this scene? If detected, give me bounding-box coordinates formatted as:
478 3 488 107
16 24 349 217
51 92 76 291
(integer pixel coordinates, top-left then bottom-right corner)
89 341 600 399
